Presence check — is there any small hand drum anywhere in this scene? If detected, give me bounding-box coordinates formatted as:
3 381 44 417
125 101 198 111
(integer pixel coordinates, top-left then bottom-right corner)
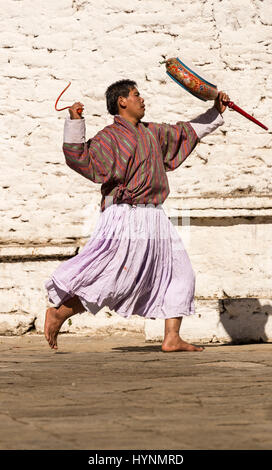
165 57 268 131
166 57 218 102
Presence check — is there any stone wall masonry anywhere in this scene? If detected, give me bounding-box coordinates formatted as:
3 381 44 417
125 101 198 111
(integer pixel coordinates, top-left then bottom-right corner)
1 0 271 341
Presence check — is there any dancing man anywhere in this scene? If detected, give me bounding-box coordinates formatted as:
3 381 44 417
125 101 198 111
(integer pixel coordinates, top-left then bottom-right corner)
44 79 229 351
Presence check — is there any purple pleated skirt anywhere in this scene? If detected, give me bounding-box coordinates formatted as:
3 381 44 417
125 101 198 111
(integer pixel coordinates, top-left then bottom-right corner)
44 203 195 319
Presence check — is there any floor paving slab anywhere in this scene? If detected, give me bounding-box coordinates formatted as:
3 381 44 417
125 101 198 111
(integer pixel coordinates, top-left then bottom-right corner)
0 333 272 450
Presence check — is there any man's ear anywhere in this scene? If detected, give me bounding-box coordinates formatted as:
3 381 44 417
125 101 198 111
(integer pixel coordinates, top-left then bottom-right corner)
118 96 127 109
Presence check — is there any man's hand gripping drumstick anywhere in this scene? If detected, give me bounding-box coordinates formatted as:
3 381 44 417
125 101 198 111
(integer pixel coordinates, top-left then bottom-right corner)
69 102 84 119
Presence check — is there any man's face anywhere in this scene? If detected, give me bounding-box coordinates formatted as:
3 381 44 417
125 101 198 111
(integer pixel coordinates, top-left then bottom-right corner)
118 87 145 120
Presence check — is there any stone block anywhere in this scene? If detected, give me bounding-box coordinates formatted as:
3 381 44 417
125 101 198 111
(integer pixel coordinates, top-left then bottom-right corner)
0 312 35 336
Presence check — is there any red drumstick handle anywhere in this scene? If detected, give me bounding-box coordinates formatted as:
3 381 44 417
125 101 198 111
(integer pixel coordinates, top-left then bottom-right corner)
223 100 268 131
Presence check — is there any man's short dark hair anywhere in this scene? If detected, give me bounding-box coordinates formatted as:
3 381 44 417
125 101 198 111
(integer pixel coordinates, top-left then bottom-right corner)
105 79 137 115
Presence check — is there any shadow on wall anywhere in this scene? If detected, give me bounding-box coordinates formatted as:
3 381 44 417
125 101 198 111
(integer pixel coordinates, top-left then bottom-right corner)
219 298 272 344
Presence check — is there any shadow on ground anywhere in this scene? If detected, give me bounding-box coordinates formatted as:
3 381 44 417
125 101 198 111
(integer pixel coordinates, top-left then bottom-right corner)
219 297 272 343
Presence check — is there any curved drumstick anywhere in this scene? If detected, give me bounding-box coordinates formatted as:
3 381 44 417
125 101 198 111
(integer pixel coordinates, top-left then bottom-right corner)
223 100 268 131
55 81 83 115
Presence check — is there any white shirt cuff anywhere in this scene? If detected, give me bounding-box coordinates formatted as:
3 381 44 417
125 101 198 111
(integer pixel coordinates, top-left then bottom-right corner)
189 107 224 140
63 115 86 143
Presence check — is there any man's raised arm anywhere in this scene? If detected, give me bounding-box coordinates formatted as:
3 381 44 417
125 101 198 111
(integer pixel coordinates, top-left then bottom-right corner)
62 102 114 184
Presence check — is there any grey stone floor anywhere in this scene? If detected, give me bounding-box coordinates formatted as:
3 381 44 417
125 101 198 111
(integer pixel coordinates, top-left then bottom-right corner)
0 333 272 450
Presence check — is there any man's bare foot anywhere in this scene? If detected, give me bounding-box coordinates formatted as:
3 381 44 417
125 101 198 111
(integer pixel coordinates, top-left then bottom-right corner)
161 336 204 352
44 307 64 350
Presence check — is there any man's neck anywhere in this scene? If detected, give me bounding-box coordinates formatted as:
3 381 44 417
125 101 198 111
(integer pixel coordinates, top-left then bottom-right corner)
118 112 139 127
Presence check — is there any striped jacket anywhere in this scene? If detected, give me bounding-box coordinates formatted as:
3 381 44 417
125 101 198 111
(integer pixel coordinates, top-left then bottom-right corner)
63 108 224 212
